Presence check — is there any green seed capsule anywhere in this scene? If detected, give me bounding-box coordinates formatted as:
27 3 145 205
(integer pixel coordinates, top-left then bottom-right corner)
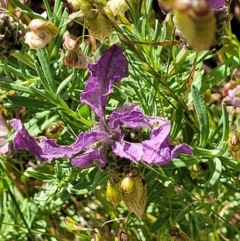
120 176 135 193
106 179 122 207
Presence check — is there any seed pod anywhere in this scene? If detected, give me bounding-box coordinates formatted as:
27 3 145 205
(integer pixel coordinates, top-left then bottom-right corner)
123 171 147 219
228 130 240 161
174 0 215 53
85 8 114 40
45 121 64 139
120 176 135 193
106 178 122 207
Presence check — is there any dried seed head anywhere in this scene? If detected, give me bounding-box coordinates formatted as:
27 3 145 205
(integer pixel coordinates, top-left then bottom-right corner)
123 171 147 219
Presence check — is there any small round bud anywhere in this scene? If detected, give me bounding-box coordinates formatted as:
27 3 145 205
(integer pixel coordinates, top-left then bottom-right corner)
106 179 122 207
120 176 135 193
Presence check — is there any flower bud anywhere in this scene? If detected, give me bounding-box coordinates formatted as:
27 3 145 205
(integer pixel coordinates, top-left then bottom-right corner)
174 0 215 53
106 179 122 207
120 176 135 193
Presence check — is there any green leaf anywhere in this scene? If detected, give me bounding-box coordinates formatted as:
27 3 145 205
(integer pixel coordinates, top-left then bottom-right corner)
162 156 200 169
37 49 57 93
4 96 55 109
220 103 229 144
149 213 170 232
192 85 209 147
25 167 55 181
201 56 239 93
0 79 35 95
204 158 222 188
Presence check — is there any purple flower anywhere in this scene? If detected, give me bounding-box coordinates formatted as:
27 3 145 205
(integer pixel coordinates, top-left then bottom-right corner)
12 45 192 169
205 0 225 10
0 112 13 155
223 85 240 107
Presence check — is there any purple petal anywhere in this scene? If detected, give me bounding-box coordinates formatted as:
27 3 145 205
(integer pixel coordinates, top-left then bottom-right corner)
0 0 7 9
12 119 108 163
142 120 192 165
72 148 107 168
171 144 193 159
142 121 172 165
112 140 143 162
0 113 10 154
205 0 225 10
108 104 150 130
40 139 74 160
226 86 240 107
12 119 44 160
80 45 128 118
73 130 109 151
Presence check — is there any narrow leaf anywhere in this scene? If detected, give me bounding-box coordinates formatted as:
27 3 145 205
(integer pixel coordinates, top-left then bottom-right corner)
192 85 209 147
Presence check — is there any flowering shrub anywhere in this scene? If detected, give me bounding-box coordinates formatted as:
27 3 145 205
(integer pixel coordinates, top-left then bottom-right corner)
0 0 240 240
